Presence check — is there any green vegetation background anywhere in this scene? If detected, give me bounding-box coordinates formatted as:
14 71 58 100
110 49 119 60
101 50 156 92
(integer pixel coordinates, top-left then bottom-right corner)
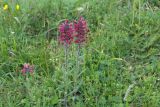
0 0 160 106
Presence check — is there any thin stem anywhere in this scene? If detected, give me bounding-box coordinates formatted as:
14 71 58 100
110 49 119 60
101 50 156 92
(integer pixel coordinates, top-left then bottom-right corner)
64 44 68 74
138 0 141 25
74 44 81 102
77 44 81 74
64 44 68 107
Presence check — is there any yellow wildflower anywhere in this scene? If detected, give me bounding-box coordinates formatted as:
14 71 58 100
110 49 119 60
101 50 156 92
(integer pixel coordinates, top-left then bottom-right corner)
16 4 20 10
3 4 8 10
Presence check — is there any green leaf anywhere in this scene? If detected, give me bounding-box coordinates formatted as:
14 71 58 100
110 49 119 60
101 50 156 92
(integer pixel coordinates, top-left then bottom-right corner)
51 96 59 105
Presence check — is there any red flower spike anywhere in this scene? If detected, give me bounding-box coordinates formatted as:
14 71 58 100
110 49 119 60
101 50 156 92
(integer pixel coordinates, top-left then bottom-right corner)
21 63 34 75
74 17 89 44
58 20 74 46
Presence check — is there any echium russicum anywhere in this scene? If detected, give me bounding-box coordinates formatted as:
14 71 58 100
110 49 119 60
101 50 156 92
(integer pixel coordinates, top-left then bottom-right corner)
21 63 34 75
73 17 89 102
58 20 74 106
58 19 74 76
58 17 89 105
73 16 89 72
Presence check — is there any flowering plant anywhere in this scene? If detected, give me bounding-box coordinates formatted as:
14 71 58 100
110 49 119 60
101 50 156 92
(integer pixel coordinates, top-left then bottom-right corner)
21 63 34 75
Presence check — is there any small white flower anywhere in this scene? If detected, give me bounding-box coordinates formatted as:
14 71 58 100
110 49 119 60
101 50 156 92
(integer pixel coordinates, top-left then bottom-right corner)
11 31 15 34
77 7 84 12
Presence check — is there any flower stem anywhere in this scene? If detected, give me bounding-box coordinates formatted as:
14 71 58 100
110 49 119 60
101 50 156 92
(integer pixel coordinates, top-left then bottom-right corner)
74 44 81 101
77 44 81 74
64 44 68 107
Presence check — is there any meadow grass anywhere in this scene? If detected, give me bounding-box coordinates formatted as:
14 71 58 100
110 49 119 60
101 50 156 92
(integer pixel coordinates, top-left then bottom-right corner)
0 0 160 107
